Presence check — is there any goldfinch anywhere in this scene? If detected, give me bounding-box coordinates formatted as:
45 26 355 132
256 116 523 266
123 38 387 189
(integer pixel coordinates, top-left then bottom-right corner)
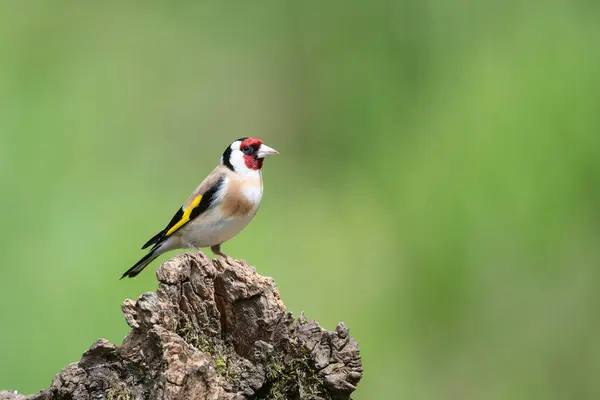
121 137 279 279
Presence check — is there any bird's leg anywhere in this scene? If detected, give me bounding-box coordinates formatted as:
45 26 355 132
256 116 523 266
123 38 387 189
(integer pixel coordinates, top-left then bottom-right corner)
210 244 228 257
211 244 234 264
185 242 203 254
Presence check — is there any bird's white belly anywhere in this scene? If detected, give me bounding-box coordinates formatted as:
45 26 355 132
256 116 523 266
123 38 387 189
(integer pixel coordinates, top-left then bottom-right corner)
175 208 258 248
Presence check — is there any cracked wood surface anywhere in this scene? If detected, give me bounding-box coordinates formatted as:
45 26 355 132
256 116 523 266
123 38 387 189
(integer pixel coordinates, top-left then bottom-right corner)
1 253 362 400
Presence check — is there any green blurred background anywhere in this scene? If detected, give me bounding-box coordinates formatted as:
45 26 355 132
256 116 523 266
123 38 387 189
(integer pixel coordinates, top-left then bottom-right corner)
1 1 600 399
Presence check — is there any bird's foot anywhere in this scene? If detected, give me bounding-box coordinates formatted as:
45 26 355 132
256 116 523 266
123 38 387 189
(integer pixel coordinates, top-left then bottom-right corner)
210 245 235 264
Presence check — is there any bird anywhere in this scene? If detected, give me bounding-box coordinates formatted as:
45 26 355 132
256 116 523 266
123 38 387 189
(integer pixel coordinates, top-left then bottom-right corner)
121 137 279 279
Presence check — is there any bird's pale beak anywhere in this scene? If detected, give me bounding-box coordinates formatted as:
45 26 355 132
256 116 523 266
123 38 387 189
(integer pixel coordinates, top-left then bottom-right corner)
257 144 279 158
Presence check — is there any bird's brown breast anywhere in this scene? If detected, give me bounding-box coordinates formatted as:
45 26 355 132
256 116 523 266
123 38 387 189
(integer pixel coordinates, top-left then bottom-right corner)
221 175 261 218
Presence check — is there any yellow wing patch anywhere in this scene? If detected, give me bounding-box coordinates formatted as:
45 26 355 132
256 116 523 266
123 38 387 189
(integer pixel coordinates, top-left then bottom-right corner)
165 195 202 236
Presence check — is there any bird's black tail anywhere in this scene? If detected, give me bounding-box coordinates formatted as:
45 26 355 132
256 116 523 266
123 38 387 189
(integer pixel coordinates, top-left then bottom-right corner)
121 246 162 279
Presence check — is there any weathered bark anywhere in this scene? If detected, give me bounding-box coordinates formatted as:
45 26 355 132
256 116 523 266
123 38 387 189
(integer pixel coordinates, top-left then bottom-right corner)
2 253 362 400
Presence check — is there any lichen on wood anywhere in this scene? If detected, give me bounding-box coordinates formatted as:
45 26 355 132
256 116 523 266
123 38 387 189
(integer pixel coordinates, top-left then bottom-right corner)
2 253 362 400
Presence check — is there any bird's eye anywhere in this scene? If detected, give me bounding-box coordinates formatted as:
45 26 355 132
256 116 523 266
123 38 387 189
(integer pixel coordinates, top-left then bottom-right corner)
242 146 252 155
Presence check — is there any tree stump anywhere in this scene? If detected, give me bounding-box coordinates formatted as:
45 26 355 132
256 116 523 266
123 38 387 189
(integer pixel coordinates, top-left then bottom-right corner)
2 253 362 399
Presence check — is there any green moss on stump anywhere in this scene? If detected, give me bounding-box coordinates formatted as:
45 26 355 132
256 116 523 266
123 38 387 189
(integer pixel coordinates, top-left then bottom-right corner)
259 351 331 400
106 386 133 400
176 319 237 381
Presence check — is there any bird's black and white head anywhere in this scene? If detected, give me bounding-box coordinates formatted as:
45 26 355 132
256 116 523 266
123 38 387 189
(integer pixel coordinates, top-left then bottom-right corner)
221 137 279 176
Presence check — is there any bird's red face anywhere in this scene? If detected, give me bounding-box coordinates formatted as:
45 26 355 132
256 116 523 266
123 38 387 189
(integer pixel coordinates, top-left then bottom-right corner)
240 138 266 170
222 137 279 174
